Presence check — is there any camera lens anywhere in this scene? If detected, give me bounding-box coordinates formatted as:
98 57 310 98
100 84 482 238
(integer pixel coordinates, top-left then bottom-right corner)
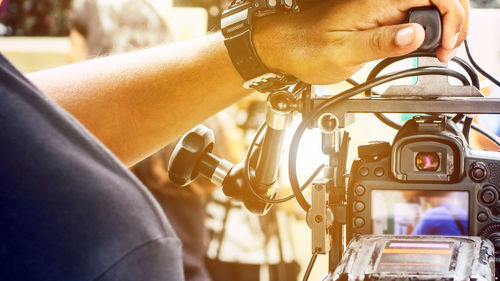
415 152 440 171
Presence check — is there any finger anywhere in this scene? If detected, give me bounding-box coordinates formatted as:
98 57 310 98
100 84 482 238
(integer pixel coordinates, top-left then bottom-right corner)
429 0 465 49
436 46 459 62
342 23 425 65
436 0 469 61
398 0 466 61
456 0 470 47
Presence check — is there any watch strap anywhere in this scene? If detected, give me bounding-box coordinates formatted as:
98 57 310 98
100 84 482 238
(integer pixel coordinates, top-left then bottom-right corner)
221 0 297 93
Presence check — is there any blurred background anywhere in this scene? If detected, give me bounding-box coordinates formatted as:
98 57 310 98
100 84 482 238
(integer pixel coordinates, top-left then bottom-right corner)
1 0 499 280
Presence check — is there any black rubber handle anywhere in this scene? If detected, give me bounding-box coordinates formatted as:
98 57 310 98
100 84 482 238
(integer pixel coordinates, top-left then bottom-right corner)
408 6 442 52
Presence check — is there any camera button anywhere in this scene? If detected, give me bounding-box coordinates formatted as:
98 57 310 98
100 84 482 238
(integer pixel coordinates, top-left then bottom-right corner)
354 217 365 228
477 212 488 222
480 187 498 205
354 202 365 212
354 185 366 196
359 167 369 177
374 167 384 177
470 162 488 182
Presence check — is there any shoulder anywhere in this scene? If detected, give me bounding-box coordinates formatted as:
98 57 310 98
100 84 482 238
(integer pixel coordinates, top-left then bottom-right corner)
0 55 180 280
96 236 184 281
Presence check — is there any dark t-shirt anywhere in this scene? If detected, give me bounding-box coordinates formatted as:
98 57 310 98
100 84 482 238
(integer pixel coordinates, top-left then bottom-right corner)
0 55 184 281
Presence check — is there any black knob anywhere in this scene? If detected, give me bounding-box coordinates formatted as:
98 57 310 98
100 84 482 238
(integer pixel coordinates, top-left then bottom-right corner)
470 162 488 182
477 212 488 223
482 190 496 204
168 125 272 215
358 141 391 160
408 6 442 52
168 125 215 186
480 185 498 206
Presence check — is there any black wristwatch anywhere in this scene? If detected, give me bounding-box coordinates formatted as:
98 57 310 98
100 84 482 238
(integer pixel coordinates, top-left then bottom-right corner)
221 0 298 93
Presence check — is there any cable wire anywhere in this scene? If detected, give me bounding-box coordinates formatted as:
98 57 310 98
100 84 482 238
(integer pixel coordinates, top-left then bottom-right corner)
365 52 479 95
302 254 318 281
463 117 473 143
346 78 463 131
467 121 500 148
451 113 465 123
361 54 477 141
464 39 500 87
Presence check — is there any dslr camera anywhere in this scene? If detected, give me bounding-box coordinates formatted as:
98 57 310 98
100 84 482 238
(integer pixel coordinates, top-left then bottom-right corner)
348 115 500 243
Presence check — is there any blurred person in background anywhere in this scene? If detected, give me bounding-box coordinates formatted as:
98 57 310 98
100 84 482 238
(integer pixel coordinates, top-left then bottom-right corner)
205 195 300 281
411 191 468 236
67 0 172 62
0 0 71 36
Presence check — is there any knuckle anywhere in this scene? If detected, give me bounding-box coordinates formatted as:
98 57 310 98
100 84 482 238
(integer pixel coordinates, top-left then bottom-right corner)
461 25 469 37
370 31 385 53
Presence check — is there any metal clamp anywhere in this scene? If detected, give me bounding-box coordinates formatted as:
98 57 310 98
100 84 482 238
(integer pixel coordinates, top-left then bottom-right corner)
306 179 333 255
265 91 296 130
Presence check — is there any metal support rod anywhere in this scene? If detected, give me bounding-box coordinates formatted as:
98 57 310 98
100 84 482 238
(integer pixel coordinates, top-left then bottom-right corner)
322 129 349 273
254 127 285 190
311 97 500 128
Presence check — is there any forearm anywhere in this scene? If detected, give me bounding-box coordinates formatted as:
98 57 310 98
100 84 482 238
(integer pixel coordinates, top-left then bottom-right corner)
28 33 250 166
27 0 469 166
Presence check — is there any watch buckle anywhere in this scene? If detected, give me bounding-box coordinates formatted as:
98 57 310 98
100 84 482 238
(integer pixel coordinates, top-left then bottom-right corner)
243 73 280 89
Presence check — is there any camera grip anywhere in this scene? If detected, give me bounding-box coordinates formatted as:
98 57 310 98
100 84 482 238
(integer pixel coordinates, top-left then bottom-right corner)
408 6 442 52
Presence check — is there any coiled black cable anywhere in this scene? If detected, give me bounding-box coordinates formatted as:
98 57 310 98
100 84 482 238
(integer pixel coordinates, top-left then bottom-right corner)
290 67 472 211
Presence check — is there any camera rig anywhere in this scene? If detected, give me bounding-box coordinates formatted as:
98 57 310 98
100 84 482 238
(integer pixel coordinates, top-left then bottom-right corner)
169 6 500 281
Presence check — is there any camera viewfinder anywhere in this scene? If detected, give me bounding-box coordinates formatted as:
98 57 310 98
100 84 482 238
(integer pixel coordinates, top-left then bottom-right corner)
415 152 440 171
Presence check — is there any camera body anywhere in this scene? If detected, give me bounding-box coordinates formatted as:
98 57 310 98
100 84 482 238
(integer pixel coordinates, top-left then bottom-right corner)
347 116 500 250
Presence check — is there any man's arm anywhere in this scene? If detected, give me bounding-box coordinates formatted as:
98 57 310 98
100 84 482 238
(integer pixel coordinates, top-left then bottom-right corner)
29 34 245 166
27 0 468 166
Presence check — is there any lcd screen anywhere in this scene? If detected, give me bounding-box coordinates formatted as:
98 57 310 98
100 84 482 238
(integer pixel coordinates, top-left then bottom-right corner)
376 241 455 273
371 190 468 235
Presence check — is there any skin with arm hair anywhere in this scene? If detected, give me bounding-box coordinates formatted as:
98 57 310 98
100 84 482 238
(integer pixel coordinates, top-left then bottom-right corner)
27 0 469 166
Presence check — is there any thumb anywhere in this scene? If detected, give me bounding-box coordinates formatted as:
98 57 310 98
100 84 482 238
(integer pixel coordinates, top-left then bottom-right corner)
344 23 425 65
